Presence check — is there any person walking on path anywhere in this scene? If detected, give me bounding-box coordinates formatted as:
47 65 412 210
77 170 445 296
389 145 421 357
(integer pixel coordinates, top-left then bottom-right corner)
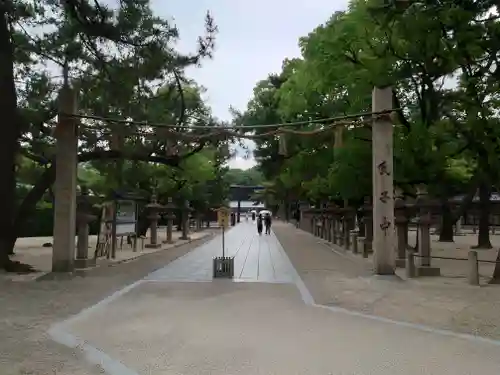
264 213 272 235
294 209 300 228
257 214 263 235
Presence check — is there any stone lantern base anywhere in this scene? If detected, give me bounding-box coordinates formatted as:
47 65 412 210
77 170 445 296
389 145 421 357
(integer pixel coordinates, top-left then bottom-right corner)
416 265 441 277
395 258 406 268
74 257 97 269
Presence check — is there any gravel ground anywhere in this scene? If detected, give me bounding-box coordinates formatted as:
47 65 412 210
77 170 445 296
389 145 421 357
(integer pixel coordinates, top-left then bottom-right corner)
0 232 215 375
272 221 500 340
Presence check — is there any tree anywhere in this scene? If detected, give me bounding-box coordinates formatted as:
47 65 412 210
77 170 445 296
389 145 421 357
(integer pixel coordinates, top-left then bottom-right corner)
235 0 500 279
224 167 264 186
0 0 220 270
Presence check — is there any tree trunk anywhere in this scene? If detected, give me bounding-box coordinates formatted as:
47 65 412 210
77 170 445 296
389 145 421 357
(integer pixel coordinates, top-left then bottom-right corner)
0 8 22 269
283 192 290 222
439 199 454 242
6 165 57 256
473 181 492 249
137 207 149 237
0 145 194 268
490 250 500 283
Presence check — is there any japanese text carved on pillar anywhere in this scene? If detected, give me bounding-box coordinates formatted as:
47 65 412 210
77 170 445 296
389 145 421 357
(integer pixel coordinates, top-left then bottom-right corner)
380 216 391 235
377 160 391 176
379 190 390 203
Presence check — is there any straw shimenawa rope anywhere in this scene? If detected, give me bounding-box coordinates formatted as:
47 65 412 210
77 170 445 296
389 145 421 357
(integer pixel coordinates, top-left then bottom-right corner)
71 109 397 142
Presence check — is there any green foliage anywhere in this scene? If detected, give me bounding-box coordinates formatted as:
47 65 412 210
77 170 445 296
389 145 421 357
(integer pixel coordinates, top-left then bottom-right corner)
235 0 500 207
4 1 230 237
224 167 264 186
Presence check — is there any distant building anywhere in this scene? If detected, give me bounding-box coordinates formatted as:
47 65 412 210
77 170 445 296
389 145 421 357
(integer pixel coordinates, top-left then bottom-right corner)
229 200 264 213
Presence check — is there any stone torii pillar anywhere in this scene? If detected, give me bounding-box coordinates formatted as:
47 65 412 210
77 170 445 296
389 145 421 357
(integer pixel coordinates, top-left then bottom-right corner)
372 87 395 275
52 84 78 272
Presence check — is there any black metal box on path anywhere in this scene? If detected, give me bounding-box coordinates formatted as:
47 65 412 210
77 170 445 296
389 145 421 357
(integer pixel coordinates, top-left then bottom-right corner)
213 256 234 278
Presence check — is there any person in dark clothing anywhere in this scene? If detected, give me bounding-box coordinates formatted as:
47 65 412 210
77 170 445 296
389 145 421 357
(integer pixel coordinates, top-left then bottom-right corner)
264 213 272 234
294 209 300 228
256 214 263 235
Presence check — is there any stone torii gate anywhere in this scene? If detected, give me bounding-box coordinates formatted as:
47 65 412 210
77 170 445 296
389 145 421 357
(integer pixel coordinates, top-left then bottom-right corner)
49 84 396 275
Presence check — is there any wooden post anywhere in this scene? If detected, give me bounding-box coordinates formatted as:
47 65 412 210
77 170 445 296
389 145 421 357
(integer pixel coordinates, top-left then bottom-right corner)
52 85 78 272
372 87 395 275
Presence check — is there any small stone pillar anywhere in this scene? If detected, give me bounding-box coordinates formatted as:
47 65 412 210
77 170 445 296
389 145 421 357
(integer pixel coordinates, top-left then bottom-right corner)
343 209 355 249
338 214 345 246
180 200 191 240
298 202 309 231
394 188 408 268
454 218 462 235
145 194 162 249
75 186 97 269
163 197 175 244
338 211 345 248
415 186 440 276
330 214 337 244
335 210 342 244
52 84 78 272
406 249 416 278
327 215 333 242
321 214 327 239
468 250 479 285
358 212 366 238
350 231 358 254
317 214 322 237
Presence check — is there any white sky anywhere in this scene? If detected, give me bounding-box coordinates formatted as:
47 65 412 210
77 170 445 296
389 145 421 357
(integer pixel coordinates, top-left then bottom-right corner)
152 0 349 169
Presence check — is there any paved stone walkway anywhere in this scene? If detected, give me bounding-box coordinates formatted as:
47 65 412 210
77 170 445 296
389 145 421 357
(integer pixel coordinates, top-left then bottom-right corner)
146 222 294 283
48 223 500 375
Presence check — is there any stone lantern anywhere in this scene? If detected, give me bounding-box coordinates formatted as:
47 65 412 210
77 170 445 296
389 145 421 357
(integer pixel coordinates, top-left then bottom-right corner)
163 197 176 244
394 187 408 267
75 186 97 268
180 200 191 241
415 185 440 276
145 193 162 249
343 205 356 249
